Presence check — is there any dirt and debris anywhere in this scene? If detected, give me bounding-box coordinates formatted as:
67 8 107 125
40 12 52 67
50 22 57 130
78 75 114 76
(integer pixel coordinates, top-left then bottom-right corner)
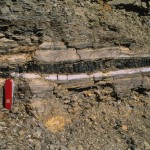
0 81 150 149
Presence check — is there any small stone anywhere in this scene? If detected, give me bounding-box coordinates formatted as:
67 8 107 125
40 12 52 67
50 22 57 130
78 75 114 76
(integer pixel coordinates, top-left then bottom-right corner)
28 139 34 143
60 145 68 150
144 141 150 149
122 125 128 131
0 33 5 38
26 134 32 138
31 36 39 43
10 107 19 114
1 6 10 14
53 41 67 50
50 144 55 150
42 36 53 42
12 128 19 134
69 146 76 150
34 142 42 150
39 42 53 49
116 138 121 143
19 130 25 136
0 122 6 126
0 126 3 131
80 2 84 7
32 130 42 139
78 145 84 150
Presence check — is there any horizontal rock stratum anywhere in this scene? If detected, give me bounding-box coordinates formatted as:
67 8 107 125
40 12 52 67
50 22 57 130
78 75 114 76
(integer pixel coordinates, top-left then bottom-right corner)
10 67 150 81
0 47 150 76
0 45 149 99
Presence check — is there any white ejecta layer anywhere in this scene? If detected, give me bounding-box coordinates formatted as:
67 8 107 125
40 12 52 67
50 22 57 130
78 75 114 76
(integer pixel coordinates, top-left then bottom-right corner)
10 67 150 82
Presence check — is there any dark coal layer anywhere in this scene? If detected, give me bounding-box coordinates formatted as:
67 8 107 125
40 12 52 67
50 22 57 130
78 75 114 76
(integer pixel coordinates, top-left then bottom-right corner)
0 57 150 76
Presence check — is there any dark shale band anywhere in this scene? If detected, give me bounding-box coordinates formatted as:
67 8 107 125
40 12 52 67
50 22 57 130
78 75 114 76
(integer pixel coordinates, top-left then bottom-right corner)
0 57 150 77
26 57 150 74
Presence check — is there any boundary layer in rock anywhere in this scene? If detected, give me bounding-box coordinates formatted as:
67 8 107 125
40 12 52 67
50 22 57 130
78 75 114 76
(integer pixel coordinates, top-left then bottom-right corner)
10 67 150 82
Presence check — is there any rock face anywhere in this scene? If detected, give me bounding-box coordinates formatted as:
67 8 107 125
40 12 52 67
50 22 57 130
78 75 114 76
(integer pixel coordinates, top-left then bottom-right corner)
0 1 150 150
0 0 150 100
0 0 150 52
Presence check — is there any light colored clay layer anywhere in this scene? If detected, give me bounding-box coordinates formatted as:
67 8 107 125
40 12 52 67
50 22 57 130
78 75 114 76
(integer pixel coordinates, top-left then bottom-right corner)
10 67 150 82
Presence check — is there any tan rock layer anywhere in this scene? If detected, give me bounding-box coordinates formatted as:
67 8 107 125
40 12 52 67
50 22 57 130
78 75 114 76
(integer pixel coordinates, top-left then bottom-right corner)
34 47 149 63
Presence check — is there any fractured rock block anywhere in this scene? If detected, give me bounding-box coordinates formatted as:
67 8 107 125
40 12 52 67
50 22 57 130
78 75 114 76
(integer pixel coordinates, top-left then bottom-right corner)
131 76 142 88
39 42 54 50
62 79 94 89
34 50 80 63
142 77 150 89
28 98 47 115
39 41 67 50
27 79 56 97
114 78 132 98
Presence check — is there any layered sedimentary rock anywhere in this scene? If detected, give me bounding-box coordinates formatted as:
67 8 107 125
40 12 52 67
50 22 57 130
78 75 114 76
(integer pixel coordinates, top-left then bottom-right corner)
1 47 150 75
0 31 150 101
0 0 150 104
0 45 150 99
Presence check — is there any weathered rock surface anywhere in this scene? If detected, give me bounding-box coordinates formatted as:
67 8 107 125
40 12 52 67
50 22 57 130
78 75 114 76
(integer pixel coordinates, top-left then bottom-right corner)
0 0 150 150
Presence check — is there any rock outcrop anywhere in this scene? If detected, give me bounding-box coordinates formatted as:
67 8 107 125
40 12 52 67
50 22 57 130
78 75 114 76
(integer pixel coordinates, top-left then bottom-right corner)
0 0 150 103
0 1 150 150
